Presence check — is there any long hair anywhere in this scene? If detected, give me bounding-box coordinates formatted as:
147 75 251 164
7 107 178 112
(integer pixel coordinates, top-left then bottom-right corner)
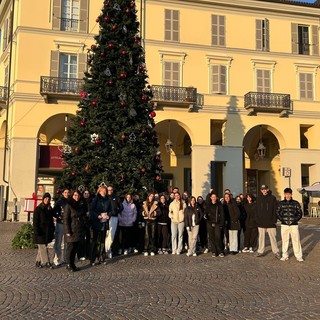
175 192 184 210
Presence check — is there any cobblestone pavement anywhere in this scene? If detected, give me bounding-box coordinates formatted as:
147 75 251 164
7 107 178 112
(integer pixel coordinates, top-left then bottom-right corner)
0 219 319 320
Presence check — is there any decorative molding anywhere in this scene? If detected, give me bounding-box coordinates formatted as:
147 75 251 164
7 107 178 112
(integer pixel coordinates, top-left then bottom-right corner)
206 55 233 67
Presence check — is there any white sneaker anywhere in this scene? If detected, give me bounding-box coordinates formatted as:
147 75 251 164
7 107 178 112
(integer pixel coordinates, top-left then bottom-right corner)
297 257 304 262
242 247 249 253
108 252 113 259
186 252 191 257
133 248 139 253
150 252 155 256
280 257 288 261
79 257 86 261
249 247 254 253
123 249 128 255
203 248 209 254
176 252 180 255
192 253 197 257
143 252 149 256
158 249 163 255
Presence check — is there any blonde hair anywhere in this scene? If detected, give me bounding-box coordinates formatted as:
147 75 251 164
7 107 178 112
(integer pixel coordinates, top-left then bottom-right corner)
96 185 107 195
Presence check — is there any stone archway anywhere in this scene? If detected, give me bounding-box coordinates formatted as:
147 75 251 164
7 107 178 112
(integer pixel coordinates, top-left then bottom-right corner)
243 125 284 198
155 120 192 194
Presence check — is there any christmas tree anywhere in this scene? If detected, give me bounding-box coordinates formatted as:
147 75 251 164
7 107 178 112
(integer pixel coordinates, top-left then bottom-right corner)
57 0 162 197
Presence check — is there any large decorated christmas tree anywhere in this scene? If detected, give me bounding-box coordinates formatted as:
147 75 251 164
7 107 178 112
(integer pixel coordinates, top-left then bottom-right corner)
57 0 162 197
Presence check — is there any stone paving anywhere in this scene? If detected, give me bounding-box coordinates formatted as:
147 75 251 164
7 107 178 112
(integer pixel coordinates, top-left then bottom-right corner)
0 219 319 320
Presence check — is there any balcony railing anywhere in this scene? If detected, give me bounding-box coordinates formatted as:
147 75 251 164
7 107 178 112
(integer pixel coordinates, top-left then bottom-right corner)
244 92 291 117
60 18 79 32
40 76 84 102
0 86 8 108
151 85 204 110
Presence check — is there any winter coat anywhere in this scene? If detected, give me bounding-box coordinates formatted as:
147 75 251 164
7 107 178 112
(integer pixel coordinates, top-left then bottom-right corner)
223 200 241 230
256 193 277 228
169 200 186 223
52 197 69 224
119 200 137 227
142 200 159 222
91 194 111 231
243 202 257 228
157 202 170 224
64 199 86 243
107 193 123 217
184 205 201 229
33 202 55 245
276 199 302 226
204 201 225 227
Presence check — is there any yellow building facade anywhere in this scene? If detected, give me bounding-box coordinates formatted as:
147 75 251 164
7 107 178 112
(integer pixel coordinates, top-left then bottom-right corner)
1 0 320 220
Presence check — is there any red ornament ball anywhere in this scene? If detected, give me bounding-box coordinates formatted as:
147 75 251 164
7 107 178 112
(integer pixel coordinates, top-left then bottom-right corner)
80 91 87 98
92 101 97 107
100 51 106 56
155 175 161 181
119 73 127 79
121 134 126 140
139 65 144 72
96 18 99 23
121 50 127 55
150 111 156 118
134 38 140 44
85 165 89 171
141 95 147 102
112 25 117 30
71 172 76 176
141 168 146 173
95 139 102 145
75 147 79 153
125 8 130 13
104 2 110 8
130 2 135 8
108 43 115 49
108 79 114 86
80 121 85 127
104 16 111 23
56 189 61 195
91 44 96 50
120 101 126 107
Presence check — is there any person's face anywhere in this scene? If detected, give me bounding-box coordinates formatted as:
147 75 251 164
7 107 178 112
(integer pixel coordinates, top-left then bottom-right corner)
190 198 196 206
224 194 231 203
175 193 181 201
182 193 188 199
160 195 166 204
107 187 113 195
211 194 217 203
284 192 292 201
170 193 175 199
100 188 107 197
247 195 252 203
63 190 70 199
126 194 132 202
197 197 203 204
73 192 80 201
173 188 178 193
261 188 268 195
154 193 159 200
83 191 90 198
43 197 50 205
236 197 241 203
148 194 154 202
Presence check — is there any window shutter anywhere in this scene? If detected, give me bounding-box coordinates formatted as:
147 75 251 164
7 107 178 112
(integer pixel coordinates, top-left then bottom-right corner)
265 19 270 51
291 23 298 54
299 73 305 99
219 16 225 47
256 20 262 50
212 65 219 93
220 65 226 94
79 0 88 33
50 51 59 77
3 18 8 51
306 73 313 99
52 0 61 30
264 70 271 93
172 10 179 42
257 69 263 91
78 53 87 78
212 15 218 46
312 25 319 56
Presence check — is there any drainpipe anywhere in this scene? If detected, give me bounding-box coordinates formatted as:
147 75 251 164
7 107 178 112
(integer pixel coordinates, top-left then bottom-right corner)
3 0 16 221
140 0 146 47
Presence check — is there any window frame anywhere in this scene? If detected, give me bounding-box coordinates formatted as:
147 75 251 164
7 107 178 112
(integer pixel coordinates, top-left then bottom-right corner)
164 9 180 42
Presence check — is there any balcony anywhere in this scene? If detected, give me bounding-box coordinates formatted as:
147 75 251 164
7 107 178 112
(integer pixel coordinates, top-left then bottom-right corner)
244 92 291 117
151 85 204 111
40 76 84 103
0 86 8 110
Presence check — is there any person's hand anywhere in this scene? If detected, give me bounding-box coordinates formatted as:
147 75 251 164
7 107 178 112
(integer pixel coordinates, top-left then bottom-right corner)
186 226 190 231
66 233 71 237
98 215 102 220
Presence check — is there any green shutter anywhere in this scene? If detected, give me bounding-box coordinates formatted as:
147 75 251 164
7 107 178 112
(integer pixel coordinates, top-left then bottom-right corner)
312 25 319 56
79 0 88 33
52 0 61 30
50 51 59 77
291 23 298 54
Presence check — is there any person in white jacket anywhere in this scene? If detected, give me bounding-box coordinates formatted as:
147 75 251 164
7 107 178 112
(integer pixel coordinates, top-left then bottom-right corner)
169 193 186 254
118 194 137 255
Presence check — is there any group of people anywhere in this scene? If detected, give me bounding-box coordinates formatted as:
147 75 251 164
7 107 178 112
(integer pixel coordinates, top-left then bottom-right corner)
32 183 304 272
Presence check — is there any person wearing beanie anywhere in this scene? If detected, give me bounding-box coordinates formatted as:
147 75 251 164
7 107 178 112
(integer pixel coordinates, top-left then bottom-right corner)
33 193 55 269
276 188 304 262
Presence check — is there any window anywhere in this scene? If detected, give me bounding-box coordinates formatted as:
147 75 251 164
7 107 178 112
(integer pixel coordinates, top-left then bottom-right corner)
59 53 78 92
256 69 271 93
163 61 180 86
256 19 269 51
291 23 319 55
61 0 80 31
212 15 225 46
299 73 313 100
164 9 179 41
211 65 226 94
4 65 8 87
298 26 310 55
210 120 225 145
2 18 8 51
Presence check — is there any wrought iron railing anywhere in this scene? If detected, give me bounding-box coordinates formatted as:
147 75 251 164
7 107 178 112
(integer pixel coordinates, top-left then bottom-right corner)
0 86 8 102
60 18 79 32
152 85 198 104
40 76 84 95
244 92 291 110
196 93 204 107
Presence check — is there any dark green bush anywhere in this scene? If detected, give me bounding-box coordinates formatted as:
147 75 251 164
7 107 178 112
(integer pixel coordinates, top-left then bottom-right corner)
11 223 37 249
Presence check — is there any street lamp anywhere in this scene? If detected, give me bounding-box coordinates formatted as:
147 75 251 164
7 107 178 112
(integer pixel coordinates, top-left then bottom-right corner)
257 125 266 159
165 120 173 153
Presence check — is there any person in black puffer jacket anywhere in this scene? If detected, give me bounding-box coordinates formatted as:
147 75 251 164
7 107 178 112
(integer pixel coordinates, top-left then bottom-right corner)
276 187 303 262
157 194 170 254
64 190 87 272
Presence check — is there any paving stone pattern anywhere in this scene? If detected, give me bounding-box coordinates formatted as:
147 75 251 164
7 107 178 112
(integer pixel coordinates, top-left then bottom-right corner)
0 220 319 320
